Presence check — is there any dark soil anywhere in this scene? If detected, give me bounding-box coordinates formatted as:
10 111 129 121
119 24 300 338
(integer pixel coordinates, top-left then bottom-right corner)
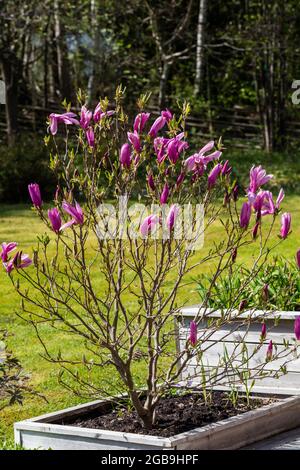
58 391 268 437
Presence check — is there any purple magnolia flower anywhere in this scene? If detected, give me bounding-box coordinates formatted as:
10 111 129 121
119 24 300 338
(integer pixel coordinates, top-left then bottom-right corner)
208 163 222 188
140 214 160 237
86 127 95 148
133 112 150 133
80 105 92 129
261 323 267 340
166 133 188 164
48 208 62 233
185 141 221 173
61 201 84 230
251 190 266 215
1 242 17 262
147 173 155 191
275 188 285 210
93 103 115 123
166 204 179 230
261 191 275 216
28 183 42 208
296 249 300 269
233 184 239 201
266 340 273 361
149 116 166 138
294 316 300 341
252 221 260 240
176 172 185 188
189 321 197 346
160 183 169 204
262 283 269 302
280 212 291 239
120 143 132 168
161 109 173 122
49 112 79 135
239 299 247 312
5 251 32 274
240 202 251 228
221 160 231 176
248 165 273 193
167 139 179 164
153 137 168 164
231 247 237 263
127 132 141 153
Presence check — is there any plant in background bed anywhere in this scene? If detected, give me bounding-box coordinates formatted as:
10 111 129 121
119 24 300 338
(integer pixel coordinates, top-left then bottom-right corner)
197 256 300 312
1 87 299 430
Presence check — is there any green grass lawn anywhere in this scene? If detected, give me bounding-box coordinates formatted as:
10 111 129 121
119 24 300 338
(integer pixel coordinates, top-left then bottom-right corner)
0 193 299 447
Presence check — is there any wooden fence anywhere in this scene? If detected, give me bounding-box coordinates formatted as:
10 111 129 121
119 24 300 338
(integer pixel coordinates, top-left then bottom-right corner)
1 102 300 149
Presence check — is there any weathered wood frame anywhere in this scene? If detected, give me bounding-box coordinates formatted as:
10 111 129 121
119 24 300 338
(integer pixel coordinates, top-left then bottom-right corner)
14 394 300 450
176 307 300 395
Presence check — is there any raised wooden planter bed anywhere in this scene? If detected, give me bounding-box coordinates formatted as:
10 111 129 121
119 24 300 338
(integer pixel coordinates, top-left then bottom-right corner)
176 307 300 395
14 306 300 450
14 394 300 450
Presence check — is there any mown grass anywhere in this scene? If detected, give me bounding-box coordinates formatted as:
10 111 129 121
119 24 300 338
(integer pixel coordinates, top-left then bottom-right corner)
0 159 299 447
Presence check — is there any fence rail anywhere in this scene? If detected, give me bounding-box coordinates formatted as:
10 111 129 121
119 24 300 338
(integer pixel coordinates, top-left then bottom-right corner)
1 103 300 149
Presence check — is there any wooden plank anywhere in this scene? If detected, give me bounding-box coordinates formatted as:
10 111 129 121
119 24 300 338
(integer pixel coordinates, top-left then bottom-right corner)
243 427 300 449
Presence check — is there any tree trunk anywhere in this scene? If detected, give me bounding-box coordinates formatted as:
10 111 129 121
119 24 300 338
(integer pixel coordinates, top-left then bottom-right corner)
1 57 19 146
159 61 170 108
194 0 207 97
53 0 73 102
87 0 99 106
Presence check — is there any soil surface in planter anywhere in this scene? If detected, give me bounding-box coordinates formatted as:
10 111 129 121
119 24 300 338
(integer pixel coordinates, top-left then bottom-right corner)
58 391 268 437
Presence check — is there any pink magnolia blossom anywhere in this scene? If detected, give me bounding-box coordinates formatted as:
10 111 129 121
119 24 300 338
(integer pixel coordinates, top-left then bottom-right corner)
1 242 17 262
166 133 189 164
148 116 166 138
166 204 179 230
147 174 155 191
133 112 150 133
140 214 160 237
176 172 185 188
261 191 275 216
185 141 221 173
252 221 260 239
5 251 32 274
262 283 269 302
280 212 291 239
231 247 237 263
221 160 232 176
93 103 115 123
266 340 273 361
252 189 284 216
294 316 300 340
86 127 95 148
275 188 285 209
119 143 132 168
261 323 267 340
154 137 168 164
248 165 273 193
48 208 62 233
161 109 172 122
240 202 251 228
127 132 141 153
80 105 92 129
61 201 84 230
208 163 222 188
28 183 42 208
189 321 197 346
49 112 79 135
160 183 169 204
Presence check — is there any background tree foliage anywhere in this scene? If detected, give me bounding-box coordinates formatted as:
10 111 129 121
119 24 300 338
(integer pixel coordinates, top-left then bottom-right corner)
1 0 300 200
